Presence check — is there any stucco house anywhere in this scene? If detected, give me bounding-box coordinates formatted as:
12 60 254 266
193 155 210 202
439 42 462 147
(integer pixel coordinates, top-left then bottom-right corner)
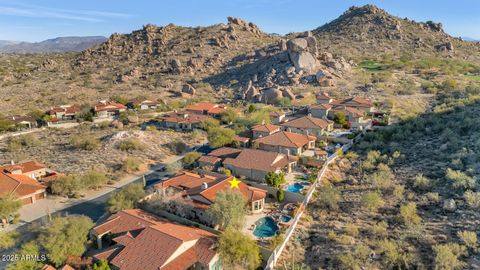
251 124 281 139
93 101 127 118
155 171 267 223
158 111 211 131
281 116 333 137
90 209 221 270
0 172 46 205
269 111 287 124
48 105 82 122
186 102 227 118
223 148 298 182
0 160 49 180
6 115 38 129
254 131 316 156
127 98 159 110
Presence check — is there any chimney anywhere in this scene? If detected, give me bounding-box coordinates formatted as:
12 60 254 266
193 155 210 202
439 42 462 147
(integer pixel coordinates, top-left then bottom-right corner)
286 149 290 156
201 182 208 190
10 160 14 165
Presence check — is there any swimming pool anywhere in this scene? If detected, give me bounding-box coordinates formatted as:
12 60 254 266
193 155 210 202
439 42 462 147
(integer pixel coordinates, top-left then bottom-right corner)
279 215 292 223
285 181 311 193
253 217 279 237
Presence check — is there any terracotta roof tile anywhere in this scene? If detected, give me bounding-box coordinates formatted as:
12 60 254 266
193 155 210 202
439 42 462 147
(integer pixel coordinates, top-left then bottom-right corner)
233 135 250 143
254 131 316 148
223 148 295 172
160 111 210 124
198 155 221 165
281 116 332 130
0 172 45 197
252 124 281 133
94 101 127 112
208 147 242 158
0 160 45 174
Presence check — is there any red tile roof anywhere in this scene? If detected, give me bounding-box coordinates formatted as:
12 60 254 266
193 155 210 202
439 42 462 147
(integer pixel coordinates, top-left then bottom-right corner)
92 209 217 270
269 111 285 117
93 209 162 236
129 99 159 106
331 97 373 108
197 155 221 165
223 148 297 172
0 160 45 174
0 172 45 197
48 105 81 115
94 101 127 112
233 135 250 143
41 265 56 270
251 124 281 133
156 171 266 207
282 116 332 130
255 131 316 148
310 103 332 110
208 147 242 158
186 102 227 115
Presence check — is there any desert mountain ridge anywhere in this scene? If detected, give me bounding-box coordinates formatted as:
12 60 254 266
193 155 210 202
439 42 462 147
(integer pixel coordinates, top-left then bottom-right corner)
0 4 479 114
0 36 107 54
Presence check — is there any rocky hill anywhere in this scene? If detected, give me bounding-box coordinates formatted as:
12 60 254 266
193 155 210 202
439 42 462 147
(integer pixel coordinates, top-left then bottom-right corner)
0 5 479 115
0 36 107 54
313 5 480 62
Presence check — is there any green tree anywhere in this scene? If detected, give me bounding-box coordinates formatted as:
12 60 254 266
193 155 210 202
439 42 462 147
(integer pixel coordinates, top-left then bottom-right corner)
433 243 466 270
316 184 341 211
207 127 235 148
0 195 22 222
361 191 384 212
38 216 94 267
219 228 261 270
334 112 348 127
183 152 202 165
0 231 20 250
277 189 285 202
206 190 247 229
50 175 82 197
106 183 146 213
93 259 111 270
6 241 43 270
219 108 238 124
200 118 220 132
265 172 285 188
375 239 415 269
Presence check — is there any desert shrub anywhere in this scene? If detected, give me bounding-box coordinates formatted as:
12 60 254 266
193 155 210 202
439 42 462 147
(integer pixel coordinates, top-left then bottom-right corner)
344 223 359 237
446 168 476 190
207 127 235 148
398 202 421 227
70 135 100 151
458 231 478 251
121 157 142 173
50 175 82 197
218 228 260 270
166 140 187 154
426 192 441 204
118 138 144 152
200 118 220 131
463 190 480 209
361 191 384 212
166 161 182 173
183 152 201 165
316 184 341 211
376 239 415 269
269 234 284 250
369 221 388 238
265 172 285 188
413 174 431 192
106 183 146 213
81 170 108 189
367 163 394 190
392 184 405 201
337 244 371 270
433 243 466 270
0 231 20 250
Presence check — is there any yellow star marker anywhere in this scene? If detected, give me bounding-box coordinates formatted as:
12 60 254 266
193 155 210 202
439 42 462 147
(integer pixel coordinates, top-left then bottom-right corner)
228 177 241 189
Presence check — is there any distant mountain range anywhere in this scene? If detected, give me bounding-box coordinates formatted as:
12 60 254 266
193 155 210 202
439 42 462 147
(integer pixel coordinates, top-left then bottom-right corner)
462 37 479 42
0 36 107 53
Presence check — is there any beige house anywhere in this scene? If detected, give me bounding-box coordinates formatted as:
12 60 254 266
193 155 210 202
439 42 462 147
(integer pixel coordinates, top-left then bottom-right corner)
281 116 333 137
158 111 211 131
223 148 298 182
93 101 127 118
251 124 281 139
254 131 316 156
90 209 221 270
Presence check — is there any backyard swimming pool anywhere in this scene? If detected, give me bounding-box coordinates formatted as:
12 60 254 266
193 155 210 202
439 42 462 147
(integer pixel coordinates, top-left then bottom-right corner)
253 217 279 237
285 181 311 193
279 215 292 223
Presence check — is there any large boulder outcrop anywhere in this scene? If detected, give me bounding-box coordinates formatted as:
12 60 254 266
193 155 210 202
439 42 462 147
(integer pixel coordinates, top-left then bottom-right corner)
181 84 196 95
260 87 283 104
286 37 318 73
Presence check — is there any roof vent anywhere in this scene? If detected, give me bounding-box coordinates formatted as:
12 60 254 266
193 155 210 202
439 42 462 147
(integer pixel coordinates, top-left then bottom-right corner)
201 182 208 190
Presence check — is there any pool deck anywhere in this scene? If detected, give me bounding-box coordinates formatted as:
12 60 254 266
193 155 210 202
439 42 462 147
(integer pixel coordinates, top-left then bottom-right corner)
243 199 281 240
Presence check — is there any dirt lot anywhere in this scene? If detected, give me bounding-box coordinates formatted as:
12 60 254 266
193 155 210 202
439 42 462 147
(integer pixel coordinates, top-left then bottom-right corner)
0 124 206 178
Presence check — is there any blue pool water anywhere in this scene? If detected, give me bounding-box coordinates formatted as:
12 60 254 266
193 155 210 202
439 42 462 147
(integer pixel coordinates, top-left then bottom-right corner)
285 182 311 193
253 217 279 237
279 215 292 223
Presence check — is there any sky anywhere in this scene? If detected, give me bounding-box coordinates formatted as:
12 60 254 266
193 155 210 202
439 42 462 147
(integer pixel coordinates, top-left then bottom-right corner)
0 0 479 42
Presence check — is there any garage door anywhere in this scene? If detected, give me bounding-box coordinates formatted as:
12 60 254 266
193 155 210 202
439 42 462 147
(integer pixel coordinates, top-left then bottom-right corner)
21 197 33 205
35 192 45 201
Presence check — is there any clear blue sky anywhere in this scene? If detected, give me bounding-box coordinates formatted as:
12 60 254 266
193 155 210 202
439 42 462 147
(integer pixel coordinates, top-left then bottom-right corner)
0 0 479 42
